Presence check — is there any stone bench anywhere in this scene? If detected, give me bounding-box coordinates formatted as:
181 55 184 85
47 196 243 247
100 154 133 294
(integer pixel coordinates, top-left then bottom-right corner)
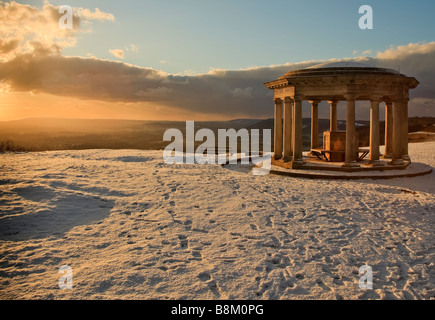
311 148 369 162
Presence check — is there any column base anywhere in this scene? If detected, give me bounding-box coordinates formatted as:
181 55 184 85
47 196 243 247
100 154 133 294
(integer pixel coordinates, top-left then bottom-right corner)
368 160 384 167
382 153 393 159
282 156 293 163
388 159 405 166
274 154 282 160
342 161 360 168
402 155 411 161
291 159 304 169
272 158 304 169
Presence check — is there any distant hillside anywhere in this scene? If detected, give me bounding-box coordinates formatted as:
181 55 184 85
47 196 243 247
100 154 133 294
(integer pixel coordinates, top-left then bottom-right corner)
0 118 263 152
0 117 434 152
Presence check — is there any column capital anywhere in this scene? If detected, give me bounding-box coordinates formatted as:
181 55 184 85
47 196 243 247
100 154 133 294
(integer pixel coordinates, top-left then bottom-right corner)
284 96 293 103
384 99 393 105
370 96 383 103
308 100 321 105
274 98 282 104
293 95 304 102
327 100 339 105
343 93 359 101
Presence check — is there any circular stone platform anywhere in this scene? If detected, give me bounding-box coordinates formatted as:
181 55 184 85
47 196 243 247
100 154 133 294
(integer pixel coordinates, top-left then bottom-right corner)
268 162 433 180
223 155 433 180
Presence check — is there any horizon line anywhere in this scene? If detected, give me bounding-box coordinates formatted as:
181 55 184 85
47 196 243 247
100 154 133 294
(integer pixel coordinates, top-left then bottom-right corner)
1 116 434 123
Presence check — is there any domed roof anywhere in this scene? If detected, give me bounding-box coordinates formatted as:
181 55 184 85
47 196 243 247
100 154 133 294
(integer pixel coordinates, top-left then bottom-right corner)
280 60 400 79
265 60 419 95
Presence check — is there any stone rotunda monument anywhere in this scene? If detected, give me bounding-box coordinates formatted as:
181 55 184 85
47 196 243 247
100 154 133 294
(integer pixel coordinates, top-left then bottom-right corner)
264 61 420 172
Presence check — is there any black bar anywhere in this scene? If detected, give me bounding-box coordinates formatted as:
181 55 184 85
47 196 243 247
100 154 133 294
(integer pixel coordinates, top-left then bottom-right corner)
0 300 429 319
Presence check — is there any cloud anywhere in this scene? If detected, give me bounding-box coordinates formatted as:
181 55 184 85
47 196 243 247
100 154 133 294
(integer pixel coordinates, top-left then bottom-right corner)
377 42 435 60
109 45 138 59
135 87 174 99
411 98 435 105
2 42 435 120
109 49 124 59
0 1 114 61
232 87 253 98
75 7 114 22
375 42 435 101
0 38 20 54
1 1 435 123
125 44 138 53
362 49 372 55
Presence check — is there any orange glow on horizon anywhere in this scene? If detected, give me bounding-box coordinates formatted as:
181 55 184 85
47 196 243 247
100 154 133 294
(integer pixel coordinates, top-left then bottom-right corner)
0 92 241 122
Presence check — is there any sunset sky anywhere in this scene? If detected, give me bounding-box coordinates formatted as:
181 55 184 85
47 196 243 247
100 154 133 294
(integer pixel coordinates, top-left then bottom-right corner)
1 0 435 121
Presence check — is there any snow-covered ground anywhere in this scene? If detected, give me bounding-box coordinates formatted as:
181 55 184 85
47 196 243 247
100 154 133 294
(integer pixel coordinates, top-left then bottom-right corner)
0 142 434 300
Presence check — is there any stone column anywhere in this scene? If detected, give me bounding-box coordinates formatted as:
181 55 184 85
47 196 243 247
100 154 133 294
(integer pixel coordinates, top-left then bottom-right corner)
383 101 393 158
274 98 283 160
389 101 405 165
283 97 293 162
343 95 359 167
309 100 320 151
369 98 383 166
329 101 338 131
292 98 303 166
401 99 410 161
